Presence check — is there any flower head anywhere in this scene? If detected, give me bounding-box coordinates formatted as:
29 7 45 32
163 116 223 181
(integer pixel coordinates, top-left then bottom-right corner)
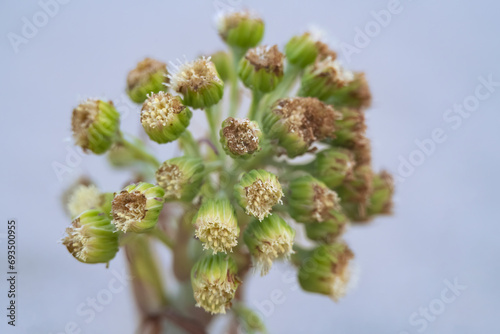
289 174 342 223
336 164 374 222
313 148 355 188
62 209 119 264
217 10 264 49
298 243 354 301
244 214 295 275
127 57 169 103
285 32 321 68
305 211 348 244
141 92 192 143
234 169 283 221
71 99 120 154
168 57 224 109
238 45 284 92
220 117 262 159
262 97 341 157
193 198 239 254
367 170 394 216
111 182 165 233
191 254 241 314
155 156 204 201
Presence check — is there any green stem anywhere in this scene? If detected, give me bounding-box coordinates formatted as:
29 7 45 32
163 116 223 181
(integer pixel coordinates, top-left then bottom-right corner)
247 89 263 122
229 47 246 117
204 107 221 153
150 226 174 250
117 132 160 168
178 130 200 157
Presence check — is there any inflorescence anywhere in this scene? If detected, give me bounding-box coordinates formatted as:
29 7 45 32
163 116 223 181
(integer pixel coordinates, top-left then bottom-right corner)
61 8 394 331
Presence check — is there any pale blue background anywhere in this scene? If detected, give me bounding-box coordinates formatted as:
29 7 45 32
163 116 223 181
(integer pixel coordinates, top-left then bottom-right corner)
1 0 499 333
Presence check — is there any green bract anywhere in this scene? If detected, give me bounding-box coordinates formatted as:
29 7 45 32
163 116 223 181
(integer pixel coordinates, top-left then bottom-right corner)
71 100 120 154
62 209 119 264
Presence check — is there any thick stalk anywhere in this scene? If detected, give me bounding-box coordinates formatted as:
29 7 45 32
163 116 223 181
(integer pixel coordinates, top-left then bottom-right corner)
178 130 201 158
247 89 264 123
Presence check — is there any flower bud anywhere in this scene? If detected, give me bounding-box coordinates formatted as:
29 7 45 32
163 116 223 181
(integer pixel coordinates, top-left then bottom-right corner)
336 164 374 222
313 148 355 188
305 211 347 244
191 253 241 314
111 182 165 233
285 33 319 68
298 243 354 301
244 214 295 275
298 57 354 101
262 97 341 158
288 175 341 223
126 58 168 104
232 304 266 334
168 57 224 109
234 169 283 221
62 209 119 264
220 117 262 159
155 156 204 202
193 198 239 254
71 99 120 154
140 92 192 144
238 45 284 93
217 10 264 50
210 51 232 82
325 72 372 110
367 170 394 216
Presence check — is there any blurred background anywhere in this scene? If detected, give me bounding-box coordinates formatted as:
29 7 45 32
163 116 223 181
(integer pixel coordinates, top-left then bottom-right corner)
1 0 500 333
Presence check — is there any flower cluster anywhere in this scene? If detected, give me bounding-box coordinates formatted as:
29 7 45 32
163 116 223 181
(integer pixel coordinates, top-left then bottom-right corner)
60 8 394 331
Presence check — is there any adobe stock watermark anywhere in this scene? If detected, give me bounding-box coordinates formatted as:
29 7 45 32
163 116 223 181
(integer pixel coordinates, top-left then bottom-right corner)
399 277 467 333
339 0 416 64
48 268 132 334
7 0 72 54
395 74 499 184
212 0 243 12
51 93 138 182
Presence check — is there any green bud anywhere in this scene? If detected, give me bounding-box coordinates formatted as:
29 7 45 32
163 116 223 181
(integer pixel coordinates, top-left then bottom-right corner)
217 11 264 50
140 92 192 144
327 107 366 148
220 117 262 159
262 97 340 158
288 175 341 223
62 209 119 264
367 171 394 216
244 214 295 275
126 58 169 104
285 33 319 68
305 211 347 244
169 57 224 109
298 243 354 301
324 72 372 110
193 198 239 254
313 148 355 188
336 164 374 222
238 45 284 93
191 253 240 314
210 51 232 82
155 156 204 202
111 182 165 233
71 99 120 154
298 57 355 101
234 169 283 221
